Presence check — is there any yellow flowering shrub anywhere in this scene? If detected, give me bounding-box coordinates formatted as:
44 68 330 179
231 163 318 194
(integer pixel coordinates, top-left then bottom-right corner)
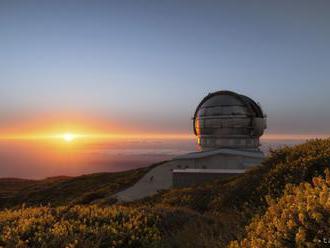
255 139 330 204
229 170 330 248
0 205 161 247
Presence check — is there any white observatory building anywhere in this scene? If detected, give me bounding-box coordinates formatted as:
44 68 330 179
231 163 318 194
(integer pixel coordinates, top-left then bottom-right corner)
116 90 267 201
172 90 266 186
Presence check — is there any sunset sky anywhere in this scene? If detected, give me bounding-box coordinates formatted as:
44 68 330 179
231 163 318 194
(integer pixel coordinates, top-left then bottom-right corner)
1 0 330 139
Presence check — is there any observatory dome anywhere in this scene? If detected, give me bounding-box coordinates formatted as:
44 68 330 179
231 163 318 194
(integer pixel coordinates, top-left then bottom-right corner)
193 90 266 150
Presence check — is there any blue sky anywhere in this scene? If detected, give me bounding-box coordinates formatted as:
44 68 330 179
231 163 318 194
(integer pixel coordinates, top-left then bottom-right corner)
0 0 330 135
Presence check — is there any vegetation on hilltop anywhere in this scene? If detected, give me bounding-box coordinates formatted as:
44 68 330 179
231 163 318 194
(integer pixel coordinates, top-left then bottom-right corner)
0 139 329 247
0 162 164 209
133 139 330 247
229 170 330 247
0 205 161 248
145 139 330 213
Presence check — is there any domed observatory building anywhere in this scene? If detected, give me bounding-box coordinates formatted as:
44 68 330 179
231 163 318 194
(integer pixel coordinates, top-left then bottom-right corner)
193 91 266 151
115 90 268 201
172 90 267 187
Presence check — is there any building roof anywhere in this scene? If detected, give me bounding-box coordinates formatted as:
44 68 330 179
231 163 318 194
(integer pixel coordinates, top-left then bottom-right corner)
172 168 246 174
193 90 265 135
173 148 264 160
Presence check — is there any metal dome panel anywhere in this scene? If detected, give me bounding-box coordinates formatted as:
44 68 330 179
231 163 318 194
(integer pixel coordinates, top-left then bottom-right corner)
193 90 266 150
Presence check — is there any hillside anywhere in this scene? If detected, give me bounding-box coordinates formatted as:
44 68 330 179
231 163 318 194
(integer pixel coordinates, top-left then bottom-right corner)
0 162 162 209
139 138 330 247
0 139 329 247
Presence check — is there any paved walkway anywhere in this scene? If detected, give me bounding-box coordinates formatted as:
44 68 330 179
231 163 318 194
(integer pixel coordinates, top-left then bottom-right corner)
115 160 177 202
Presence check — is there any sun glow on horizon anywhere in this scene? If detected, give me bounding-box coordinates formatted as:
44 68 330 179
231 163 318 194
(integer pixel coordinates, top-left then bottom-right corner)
63 133 75 142
0 128 328 142
0 117 326 142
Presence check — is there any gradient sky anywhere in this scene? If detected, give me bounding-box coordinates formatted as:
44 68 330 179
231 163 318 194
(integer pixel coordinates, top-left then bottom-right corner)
1 0 330 135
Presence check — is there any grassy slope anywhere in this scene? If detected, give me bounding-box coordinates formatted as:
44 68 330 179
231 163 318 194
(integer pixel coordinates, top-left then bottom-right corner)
0 162 164 209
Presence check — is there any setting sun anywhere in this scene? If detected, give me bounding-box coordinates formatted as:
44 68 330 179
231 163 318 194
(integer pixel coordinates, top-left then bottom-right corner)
63 133 75 142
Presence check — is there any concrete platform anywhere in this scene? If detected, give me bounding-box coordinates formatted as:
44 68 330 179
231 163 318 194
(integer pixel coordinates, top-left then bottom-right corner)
115 148 264 202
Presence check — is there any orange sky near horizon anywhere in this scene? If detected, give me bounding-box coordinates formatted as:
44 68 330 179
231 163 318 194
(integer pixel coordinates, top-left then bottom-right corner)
0 129 328 142
0 118 328 179
0 116 328 142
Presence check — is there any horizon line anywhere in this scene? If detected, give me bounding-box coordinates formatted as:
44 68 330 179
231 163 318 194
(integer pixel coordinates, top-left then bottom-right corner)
0 132 328 141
